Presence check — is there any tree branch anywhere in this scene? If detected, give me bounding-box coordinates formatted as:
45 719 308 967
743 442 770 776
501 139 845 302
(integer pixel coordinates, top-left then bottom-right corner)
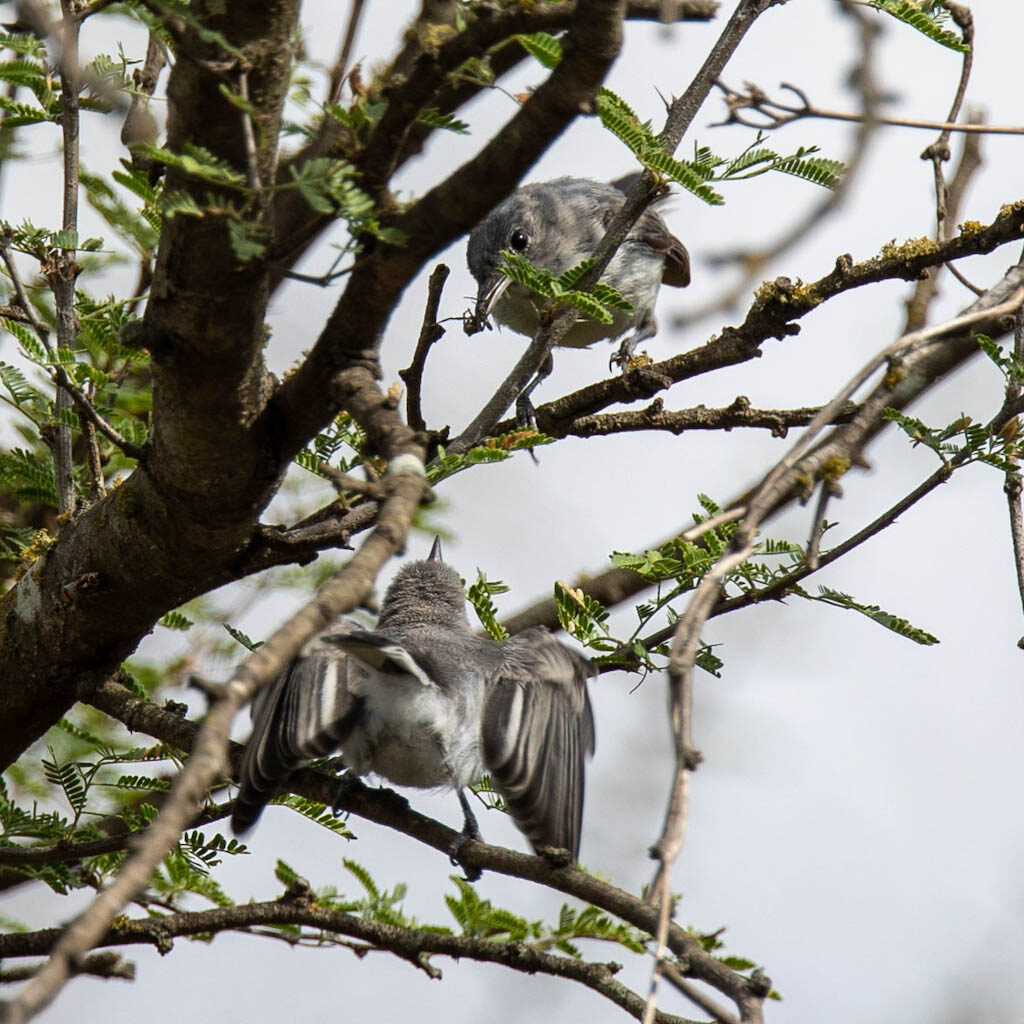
505 202 1024 438
272 0 629 452
680 0 882 327
0 457 428 1023
0 952 134 985
0 899 695 1024
500 254 1024 637
81 678 759 1020
557 396 859 440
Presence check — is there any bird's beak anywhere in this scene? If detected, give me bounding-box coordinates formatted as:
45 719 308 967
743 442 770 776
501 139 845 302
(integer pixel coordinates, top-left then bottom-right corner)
465 272 511 336
429 536 443 562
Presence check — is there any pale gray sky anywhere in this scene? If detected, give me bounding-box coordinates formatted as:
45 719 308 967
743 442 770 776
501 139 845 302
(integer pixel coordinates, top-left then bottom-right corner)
4 1 1024 1022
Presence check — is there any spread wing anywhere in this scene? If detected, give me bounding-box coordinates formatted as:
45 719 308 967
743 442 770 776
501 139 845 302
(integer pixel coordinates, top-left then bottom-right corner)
481 628 596 860
232 624 365 833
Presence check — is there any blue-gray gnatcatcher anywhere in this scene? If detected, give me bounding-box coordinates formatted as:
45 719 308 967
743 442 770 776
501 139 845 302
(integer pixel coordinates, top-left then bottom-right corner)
233 539 596 874
465 175 690 370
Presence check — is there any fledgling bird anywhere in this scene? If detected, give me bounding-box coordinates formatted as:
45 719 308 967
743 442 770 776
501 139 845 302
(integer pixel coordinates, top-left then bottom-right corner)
465 175 690 372
232 539 596 874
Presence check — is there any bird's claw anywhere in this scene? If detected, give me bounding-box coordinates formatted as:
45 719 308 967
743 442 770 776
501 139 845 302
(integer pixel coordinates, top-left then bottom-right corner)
609 340 633 374
609 341 652 375
515 393 538 431
448 832 482 882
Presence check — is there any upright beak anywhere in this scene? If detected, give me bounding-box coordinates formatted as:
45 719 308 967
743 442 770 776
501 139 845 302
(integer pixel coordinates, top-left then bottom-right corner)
465 272 511 336
429 536 444 561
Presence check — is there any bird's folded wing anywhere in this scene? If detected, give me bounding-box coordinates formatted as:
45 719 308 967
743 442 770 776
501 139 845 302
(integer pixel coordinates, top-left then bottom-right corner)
635 208 691 287
232 626 363 833
481 628 596 860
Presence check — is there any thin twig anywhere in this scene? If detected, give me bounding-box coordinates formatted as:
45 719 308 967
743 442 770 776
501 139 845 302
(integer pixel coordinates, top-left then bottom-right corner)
715 80 1024 136
400 264 450 433
805 484 831 570
0 953 134 985
449 315 570 453
238 71 262 192
50 0 83 516
904 122 984 329
662 963 740 1024
281 263 352 286
644 546 746 1024
635 11 787 1020
0 801 234 867
0 244 52 351
1006 304 1024 631
59 373 146 460
311 462 386 500
82 415 105 500
747 293 1024 529
678 2 881 327
326 0 367 105
919 1 973 291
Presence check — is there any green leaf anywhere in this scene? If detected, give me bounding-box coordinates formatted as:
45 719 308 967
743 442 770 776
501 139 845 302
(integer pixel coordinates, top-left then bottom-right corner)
868 0 969 51
428 433 554 485
80 168 159 253
49 229 78 250
113 774 171 792
133 143 247 188
467 571 510 641
0 96 57 126
595 89 724 205
808 586 940 645
275 795 356 838
513 32 563 69
0 32 47 59
416 109 470 134
643 150 725 205
554 580 611 648
343 858 379 900
275 858 299 888
498 250 632 324
554 258 595 291
0 448 57 504
0 360 38 404
768 149 844 190
0 319 47 363
223 623 261 651
158 610 194 631
226 218 267 262
41 755 87 815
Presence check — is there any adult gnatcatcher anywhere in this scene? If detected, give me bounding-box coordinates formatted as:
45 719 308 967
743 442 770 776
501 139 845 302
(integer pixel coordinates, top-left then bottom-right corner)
233 539 596 877
466 175 690 388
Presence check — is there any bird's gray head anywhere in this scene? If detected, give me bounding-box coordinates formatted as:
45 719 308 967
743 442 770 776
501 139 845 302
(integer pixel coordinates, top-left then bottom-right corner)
376 540 471 631
465 177 689 348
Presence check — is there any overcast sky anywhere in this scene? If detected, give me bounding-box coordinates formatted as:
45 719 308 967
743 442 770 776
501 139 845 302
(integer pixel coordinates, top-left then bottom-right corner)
4 1 1024 1022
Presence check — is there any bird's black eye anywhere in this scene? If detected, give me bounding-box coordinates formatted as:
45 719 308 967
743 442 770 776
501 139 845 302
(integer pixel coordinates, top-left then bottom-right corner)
509 228 529 252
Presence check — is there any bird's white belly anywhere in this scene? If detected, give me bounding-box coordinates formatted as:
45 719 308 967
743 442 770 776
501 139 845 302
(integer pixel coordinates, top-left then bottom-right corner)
492 286 631 348
343 670 483 789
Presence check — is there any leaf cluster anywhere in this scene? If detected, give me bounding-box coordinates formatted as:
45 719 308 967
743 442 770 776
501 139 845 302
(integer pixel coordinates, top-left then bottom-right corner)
499 251 633 326
868 0 970 52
